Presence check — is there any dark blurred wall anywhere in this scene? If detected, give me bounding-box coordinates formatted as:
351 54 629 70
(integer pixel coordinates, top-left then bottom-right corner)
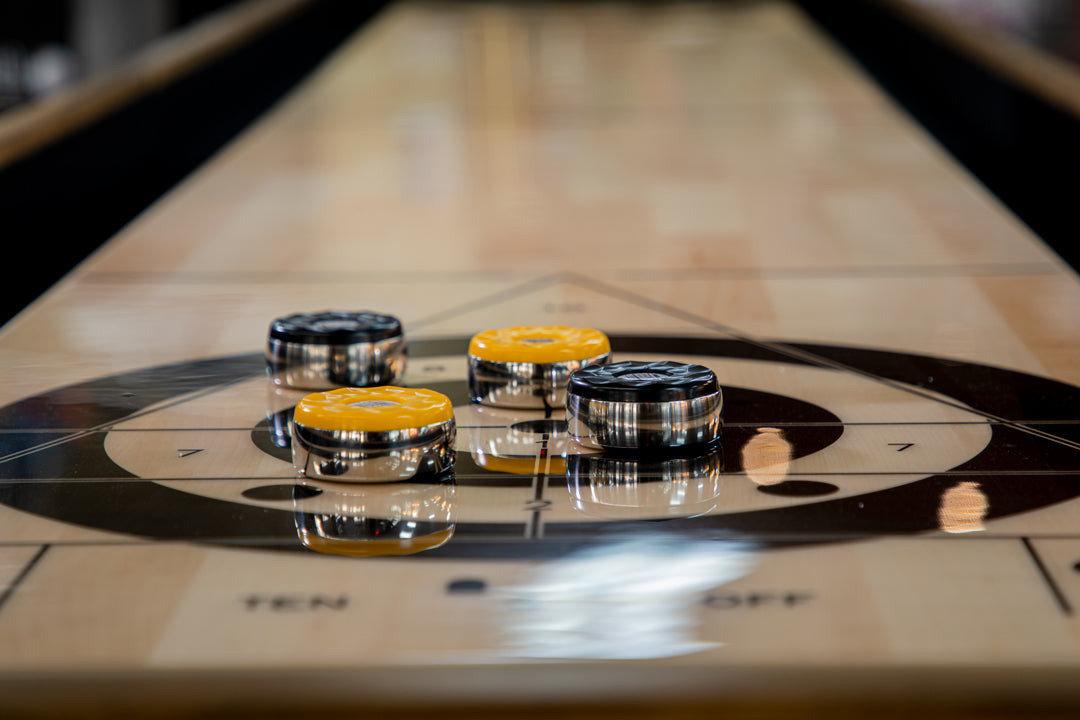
0 1 70 110
800 0 1080 271
0 0 385 327
72 0 171 75
906 0 1080 66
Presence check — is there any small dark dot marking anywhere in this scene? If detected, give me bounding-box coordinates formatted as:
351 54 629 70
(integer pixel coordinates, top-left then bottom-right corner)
242 484 322 501
511 419 568 435
756 480 839 497
447 579 487 594
1073 560 1080 574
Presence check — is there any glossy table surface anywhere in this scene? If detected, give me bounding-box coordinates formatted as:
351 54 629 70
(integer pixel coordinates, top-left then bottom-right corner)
2 1 1080 716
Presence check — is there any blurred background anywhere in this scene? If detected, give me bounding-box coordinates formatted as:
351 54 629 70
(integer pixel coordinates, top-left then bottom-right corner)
0 0 1077 326
1 0 1078 116
908 0 1080 64
0 1 243 113
0 0 382 325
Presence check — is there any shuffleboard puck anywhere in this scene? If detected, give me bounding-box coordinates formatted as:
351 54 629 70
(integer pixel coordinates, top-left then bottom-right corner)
566 360 722 450
267 310 406 389
468 325 610 408
291 386 455 482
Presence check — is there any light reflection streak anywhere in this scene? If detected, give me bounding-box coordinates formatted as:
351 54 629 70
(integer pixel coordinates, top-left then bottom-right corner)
500 535 754 659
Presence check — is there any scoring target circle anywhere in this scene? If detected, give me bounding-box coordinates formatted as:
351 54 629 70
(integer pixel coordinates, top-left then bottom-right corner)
1 334 1079 557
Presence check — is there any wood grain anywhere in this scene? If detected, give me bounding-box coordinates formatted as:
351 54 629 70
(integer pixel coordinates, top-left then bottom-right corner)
1 1 1080 716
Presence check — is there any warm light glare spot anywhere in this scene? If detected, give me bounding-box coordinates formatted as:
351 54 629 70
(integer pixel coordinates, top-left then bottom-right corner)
741 427 792 486
938 481 988 534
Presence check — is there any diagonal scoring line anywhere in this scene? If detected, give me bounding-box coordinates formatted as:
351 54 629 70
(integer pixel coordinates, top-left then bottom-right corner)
0 375 256 467
0 544 50 614
1022 537 1073 616
407 272 571 331
564 273 1080 454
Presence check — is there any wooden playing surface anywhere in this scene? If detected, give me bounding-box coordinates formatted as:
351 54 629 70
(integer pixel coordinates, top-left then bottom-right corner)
3 0 1080 715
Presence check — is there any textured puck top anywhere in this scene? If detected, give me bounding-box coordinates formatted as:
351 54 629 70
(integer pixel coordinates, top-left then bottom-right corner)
268 311 403 345
294 386 453 432
567 360 719 402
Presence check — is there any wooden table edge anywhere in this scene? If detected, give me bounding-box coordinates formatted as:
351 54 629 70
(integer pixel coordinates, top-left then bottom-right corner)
0 0 314 171
876 0 1080 120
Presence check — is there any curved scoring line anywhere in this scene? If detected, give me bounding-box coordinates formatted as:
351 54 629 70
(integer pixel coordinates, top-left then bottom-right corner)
563 274 1080 452
0 376 254 466
728 341 1080 451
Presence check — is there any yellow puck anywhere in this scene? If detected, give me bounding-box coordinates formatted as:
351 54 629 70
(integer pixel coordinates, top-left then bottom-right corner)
468 326 610 364
294 386 454 432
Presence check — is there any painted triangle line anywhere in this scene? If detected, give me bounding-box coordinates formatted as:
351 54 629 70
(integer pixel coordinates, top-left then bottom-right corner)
406 272 572 331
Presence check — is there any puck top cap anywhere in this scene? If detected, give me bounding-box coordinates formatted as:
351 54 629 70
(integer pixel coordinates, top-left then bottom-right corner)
269 311 403 345
294 386 453 432
469 326 610 364
568 360 719 403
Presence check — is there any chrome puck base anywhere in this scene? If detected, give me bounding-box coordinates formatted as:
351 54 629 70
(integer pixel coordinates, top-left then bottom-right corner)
566 360 723 450
266 311 406 390
267 335 406 390
468 353 609 408
291 420 455 482
566 392 722 450
266 380 306 449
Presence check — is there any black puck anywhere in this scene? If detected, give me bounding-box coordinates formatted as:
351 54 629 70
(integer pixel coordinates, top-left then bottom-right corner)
268 311 403 345
567 360 719 403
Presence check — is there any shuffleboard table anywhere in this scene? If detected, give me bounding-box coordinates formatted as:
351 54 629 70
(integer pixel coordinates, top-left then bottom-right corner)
2 1 1080 716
